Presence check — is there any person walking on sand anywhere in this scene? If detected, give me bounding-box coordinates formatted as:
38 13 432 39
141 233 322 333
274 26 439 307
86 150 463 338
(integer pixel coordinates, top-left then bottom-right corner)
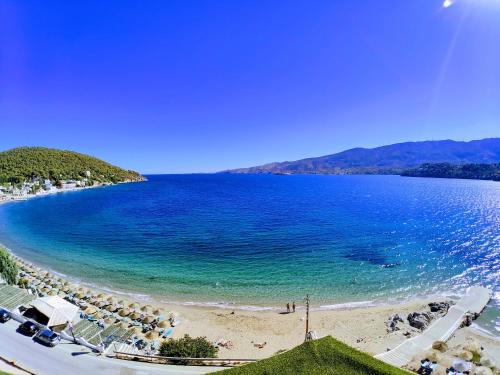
286 303 290 313
292 301 296 313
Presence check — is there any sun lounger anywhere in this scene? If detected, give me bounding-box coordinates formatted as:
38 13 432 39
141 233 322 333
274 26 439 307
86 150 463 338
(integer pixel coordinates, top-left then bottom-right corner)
161 328 173 338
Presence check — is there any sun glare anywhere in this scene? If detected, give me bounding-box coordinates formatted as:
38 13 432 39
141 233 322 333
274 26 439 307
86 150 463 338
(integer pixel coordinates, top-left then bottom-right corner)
443 0 454 8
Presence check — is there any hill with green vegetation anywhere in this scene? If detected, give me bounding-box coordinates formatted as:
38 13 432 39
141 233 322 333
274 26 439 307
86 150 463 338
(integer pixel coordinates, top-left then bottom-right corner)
223 138 500 175
218 336 411 375
402 162 500 181
0 147 144 184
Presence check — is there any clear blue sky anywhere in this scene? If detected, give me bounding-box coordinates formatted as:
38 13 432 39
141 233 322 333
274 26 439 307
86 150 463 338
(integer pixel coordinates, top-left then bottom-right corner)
1 0 499 173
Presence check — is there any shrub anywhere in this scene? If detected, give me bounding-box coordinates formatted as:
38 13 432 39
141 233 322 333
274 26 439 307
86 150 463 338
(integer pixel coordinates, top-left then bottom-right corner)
0 247 18 285
18 277 29 289
158 335 218 363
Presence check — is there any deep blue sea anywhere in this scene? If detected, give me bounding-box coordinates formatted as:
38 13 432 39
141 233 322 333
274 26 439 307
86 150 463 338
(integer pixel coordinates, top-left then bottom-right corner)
0 175 498 334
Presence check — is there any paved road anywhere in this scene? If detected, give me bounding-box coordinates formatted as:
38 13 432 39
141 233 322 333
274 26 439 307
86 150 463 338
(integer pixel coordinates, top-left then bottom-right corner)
0 319 222 375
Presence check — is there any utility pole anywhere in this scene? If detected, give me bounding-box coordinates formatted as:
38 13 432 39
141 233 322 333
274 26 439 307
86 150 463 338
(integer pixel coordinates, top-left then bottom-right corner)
304 294 310 341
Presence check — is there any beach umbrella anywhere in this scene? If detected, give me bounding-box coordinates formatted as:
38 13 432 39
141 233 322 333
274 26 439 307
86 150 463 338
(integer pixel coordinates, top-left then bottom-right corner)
41 287 51 293
128 302 140 310
58 292 67 298
97 301 108 308
94 311 105 319
116 321 129 329
84 306 97 315
117 300 126 307
118 309 131 317
106 296 115 302
63 281 70 286
104 317 115 325
96 293 106 299
130 312 141 320
106 305 117 312
158 320 170 328
142 316 155 324
75 293 85 299
144 331 156 340
48 290 57 296
89 293 100 301
141 305 154 314
129 326 142 335
153 308 165 316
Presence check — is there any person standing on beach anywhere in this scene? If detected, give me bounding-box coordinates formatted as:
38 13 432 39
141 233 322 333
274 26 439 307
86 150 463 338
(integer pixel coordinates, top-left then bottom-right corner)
292 301 296 313
286 303 290 313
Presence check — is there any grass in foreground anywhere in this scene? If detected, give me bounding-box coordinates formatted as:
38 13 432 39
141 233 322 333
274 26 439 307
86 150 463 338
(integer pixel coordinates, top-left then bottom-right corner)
218 336 412 375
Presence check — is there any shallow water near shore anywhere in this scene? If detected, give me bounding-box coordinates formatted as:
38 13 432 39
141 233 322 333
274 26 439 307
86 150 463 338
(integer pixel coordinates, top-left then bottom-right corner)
0 174 498 334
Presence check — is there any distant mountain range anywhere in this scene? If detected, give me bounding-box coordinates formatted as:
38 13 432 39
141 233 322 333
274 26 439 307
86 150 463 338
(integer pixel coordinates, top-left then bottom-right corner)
222 138 500 175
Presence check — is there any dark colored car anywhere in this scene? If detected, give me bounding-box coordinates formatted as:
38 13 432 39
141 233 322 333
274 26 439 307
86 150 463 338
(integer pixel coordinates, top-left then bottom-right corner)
18 320 40 336
35 329 61 347
0 308 10 323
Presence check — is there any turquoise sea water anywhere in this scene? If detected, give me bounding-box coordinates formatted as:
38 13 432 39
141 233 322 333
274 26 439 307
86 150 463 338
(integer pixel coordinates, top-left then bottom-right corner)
0 175 498 333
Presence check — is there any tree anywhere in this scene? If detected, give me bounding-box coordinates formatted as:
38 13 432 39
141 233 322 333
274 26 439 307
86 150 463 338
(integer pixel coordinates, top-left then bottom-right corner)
0 247 18 285
158 335 218 363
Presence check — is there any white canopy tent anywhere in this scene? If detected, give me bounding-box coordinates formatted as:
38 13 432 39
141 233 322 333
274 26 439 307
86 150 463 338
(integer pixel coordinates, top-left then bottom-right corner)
31 296 79 327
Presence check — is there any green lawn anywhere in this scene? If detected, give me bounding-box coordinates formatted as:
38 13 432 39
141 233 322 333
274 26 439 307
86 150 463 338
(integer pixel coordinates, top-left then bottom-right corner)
217 336 412 375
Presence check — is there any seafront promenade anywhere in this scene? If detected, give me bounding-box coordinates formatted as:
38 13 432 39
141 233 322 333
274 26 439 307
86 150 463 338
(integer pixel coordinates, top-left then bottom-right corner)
375 286 493 367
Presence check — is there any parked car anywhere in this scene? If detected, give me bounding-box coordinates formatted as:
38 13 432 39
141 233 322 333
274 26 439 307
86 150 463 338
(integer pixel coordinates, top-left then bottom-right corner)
35 329 61 347
18 320 40 336
0 308 10 323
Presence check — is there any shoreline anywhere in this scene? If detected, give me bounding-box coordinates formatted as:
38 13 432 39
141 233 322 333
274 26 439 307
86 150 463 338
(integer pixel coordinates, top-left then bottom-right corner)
5 243 467 312
0 179 145 206
3 242 496 319
6 249 499 360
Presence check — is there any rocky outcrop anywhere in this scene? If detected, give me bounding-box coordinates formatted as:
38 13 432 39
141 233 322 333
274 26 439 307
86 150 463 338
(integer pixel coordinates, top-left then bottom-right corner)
405 301 456 331
407 311 433 330
428 301 453 314
385 313 404 332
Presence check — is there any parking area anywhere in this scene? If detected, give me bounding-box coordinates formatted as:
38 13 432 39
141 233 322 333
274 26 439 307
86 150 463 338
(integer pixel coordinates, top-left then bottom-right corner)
0 318 218 375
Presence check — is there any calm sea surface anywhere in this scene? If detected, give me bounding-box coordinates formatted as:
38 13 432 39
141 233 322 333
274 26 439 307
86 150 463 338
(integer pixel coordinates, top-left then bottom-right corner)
0 175 498 333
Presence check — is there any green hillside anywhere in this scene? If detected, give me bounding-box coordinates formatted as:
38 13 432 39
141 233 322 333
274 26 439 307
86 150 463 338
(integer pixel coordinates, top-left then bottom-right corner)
402 162 500 181
218 336 411 375
0 147 143 184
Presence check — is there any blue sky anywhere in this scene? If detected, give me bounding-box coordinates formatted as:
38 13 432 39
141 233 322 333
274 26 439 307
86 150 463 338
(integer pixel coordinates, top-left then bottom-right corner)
1 0 499 173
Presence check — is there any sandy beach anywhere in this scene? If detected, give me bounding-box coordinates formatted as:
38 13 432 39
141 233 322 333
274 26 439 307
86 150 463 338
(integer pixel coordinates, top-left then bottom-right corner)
157 299 500 360
10 252 499 363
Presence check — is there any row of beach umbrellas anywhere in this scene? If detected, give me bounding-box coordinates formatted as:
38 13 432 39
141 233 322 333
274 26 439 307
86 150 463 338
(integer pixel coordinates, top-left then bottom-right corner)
15 258 173 326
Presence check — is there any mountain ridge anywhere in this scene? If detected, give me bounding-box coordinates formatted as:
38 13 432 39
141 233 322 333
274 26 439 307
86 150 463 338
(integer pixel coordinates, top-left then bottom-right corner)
222 138 500 174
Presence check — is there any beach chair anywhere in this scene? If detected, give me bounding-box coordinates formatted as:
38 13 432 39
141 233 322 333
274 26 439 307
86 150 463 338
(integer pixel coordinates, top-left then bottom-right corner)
161 328 173 338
